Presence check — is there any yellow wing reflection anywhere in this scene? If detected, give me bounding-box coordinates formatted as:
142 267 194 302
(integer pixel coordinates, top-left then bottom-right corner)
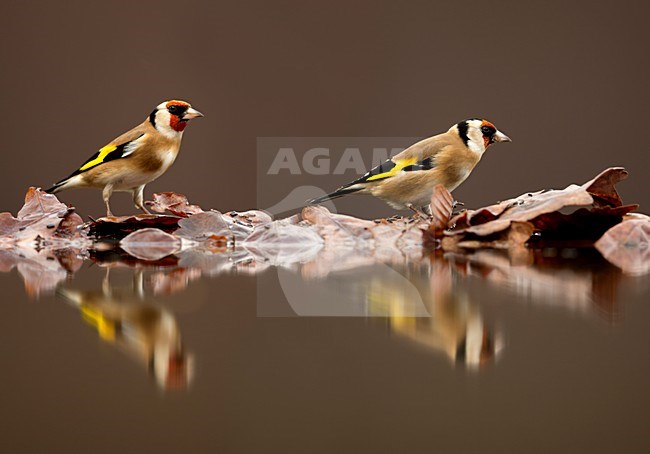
57 270 194 390
366 258 503 368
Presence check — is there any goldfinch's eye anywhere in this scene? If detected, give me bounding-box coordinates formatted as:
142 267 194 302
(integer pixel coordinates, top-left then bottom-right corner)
168 105 179 114
481 125 495 136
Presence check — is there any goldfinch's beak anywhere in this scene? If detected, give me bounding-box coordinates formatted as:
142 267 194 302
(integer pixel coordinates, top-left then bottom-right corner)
183 108 204 120
494 130 511 143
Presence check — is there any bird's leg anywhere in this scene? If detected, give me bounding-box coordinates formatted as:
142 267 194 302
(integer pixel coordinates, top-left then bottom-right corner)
102 184 115 217
406 203 432 221
102 268 112 297
133 185 151 215
133 269 145 300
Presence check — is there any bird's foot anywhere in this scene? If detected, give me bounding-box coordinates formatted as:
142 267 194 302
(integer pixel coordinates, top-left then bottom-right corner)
451 200 466 216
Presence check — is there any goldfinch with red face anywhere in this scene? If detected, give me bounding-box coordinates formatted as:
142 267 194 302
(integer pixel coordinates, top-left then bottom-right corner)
46 100 203 217
309 119 511 212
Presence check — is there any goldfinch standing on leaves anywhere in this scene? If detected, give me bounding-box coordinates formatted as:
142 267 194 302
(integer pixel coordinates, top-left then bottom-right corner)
309 119 511 212
46 100 203 217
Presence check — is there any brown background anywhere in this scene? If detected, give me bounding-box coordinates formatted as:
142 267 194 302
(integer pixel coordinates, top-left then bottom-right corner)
1 0 648 217
1 3 650 453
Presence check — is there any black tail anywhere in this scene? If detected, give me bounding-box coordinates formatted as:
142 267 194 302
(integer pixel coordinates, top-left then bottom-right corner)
308 186 362 204
45 178 69 194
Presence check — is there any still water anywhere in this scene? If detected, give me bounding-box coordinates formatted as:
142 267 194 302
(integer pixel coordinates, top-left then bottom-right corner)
0 244 648 453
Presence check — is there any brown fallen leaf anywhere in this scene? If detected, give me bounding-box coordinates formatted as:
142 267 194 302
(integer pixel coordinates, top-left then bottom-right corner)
88 214 181 239
18 187 69 221
175 211 231 241
447 167 634 239
595 219 650 275
120 228 182 261
145 192 204 217
529 205 637 242
302 205 376 232
0 188 74 244
454 221 535 250
55 211 85 238
429 184 454 233
585 167 626 207
425 184 454 248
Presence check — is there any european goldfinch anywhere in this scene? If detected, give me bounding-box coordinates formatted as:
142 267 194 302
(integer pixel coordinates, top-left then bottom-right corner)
46 100 203 217
309 119 511 212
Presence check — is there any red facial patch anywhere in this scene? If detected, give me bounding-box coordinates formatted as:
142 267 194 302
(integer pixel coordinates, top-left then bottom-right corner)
166 100 190 109
481 120 496 149
480 120 496 129
169 115 187 132
165 101 191 132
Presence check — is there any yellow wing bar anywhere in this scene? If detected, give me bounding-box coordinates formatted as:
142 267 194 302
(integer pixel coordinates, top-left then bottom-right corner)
366 158 418 181
79 144 118 171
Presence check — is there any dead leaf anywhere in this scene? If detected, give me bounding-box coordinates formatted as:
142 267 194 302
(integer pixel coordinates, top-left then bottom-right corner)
301 205 376 242
175 212 231 241
224 210 273 228
55 211 84 238
120 228 181 261
428 184 454 233
243 220 324 266
584 167 627 207
145 192 204 217
595 219 650 275
0 188 73 245
447 167 633 239
89 215 181 239
529 205 637 242
452 221 535 251
18 187 68 221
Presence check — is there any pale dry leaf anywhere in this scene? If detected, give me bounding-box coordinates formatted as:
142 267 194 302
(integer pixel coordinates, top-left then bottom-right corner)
120 228 181 261
175 211 231 241
595 219 650 275
145 192 204 217
1 188 72 243
243 220 324 266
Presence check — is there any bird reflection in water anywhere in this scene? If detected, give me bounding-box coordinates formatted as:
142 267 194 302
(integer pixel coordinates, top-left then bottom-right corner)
363 256 503 369
1 230 644 376
57 269 194 390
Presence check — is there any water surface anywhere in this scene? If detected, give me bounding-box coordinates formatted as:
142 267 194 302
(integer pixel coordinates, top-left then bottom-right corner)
1 245 648 453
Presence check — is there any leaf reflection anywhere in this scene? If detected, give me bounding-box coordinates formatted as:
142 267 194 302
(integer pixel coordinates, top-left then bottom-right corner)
0 234 646 375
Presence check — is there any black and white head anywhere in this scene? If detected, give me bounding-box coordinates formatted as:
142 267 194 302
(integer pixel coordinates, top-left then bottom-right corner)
149 100 203 138
453 118 511 154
